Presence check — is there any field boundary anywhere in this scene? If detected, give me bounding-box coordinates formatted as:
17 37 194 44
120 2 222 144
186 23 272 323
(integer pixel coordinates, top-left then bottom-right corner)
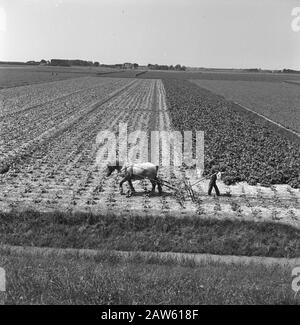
229 101 300 143
284 81 300 87
188 80 300 143
1 244 299 267
231 101 300 138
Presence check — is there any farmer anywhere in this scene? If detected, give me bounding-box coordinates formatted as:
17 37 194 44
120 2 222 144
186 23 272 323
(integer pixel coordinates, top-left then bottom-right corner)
208 165 223 196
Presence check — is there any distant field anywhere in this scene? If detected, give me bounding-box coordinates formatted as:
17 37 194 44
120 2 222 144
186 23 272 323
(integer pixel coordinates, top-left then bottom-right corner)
4 66 300 84
190 79 300 133
0 65 116 89
98 69 147 78
134 70 300 82
285 80 300 86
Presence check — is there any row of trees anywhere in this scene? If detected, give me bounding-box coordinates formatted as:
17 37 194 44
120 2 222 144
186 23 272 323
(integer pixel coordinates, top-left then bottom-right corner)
281 69 300 74
24 60 188 71
243 68 300 74
112 63 139 69
25 59 100 66
49 59 100 67
147 64 186 71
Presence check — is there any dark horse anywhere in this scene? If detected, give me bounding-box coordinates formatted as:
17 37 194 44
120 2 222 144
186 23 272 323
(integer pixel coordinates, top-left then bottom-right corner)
106 161 162 195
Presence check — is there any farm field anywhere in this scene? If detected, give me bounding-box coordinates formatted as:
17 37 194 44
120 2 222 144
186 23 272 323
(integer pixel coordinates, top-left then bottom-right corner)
0 65 117 89
0 76 299 231
163 79 300 185
0 77 136 165
0 67 90 89
133 70 300 82
190 79 300 133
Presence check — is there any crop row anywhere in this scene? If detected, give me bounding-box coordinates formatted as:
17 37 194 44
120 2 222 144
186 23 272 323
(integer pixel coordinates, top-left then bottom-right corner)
0 78 298 228
0 67 102 90
0 78 134 165
162 79 300 188
0 79 164 210
0 76 123 116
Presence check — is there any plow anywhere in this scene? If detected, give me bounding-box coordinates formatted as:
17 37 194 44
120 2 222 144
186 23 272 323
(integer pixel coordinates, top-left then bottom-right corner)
154 176 209 202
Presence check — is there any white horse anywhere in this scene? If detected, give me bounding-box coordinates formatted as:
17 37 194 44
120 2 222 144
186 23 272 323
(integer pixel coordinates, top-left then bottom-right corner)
106 161 162 195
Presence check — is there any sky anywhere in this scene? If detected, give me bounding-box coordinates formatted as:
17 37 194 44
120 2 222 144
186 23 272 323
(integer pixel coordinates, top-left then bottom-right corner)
0 0 299 69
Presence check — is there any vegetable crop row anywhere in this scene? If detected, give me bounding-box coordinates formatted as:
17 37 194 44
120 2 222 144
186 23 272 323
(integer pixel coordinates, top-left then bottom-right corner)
162 79 300 188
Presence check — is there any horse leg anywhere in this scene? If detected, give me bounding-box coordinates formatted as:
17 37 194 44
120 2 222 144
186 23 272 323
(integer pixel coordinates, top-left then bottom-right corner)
128 179 136 194
150 180 156 193
154 177 162 195
119 177 127 195
157 182 162 196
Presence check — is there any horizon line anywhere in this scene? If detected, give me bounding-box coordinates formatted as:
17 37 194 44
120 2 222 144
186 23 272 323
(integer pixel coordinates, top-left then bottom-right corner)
0 59 299 72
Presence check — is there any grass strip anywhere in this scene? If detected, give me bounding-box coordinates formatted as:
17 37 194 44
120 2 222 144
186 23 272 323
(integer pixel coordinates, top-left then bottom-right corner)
0 210 299 258
0 248 298 304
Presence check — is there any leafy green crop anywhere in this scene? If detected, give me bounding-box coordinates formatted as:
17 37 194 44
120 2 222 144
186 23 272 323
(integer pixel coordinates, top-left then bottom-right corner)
163 79 300 188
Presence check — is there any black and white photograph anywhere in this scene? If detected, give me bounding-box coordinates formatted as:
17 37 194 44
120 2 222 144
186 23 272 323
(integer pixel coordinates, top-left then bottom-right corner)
0 0 299 308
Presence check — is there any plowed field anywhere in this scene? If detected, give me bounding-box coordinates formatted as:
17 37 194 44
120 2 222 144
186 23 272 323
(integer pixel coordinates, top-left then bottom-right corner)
0 77 299 229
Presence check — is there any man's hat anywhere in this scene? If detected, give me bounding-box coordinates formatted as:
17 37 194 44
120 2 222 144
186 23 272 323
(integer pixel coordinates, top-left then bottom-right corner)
211 165 218 173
